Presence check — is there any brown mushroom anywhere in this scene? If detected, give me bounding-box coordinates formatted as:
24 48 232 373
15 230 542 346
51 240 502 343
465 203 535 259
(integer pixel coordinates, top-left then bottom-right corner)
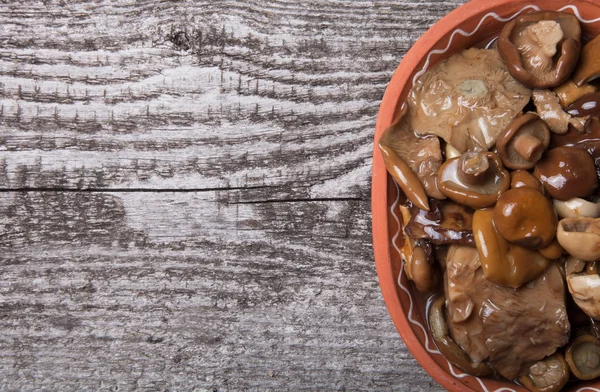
408 48 530 152
534 146 598 200
403 199 475 246
493 187 557 249
379 106 442 211
438 152 510 209
428 296 492 377
532 90 588 134
398 205 440 293
572 33 600 87
553 79 597 107
498 11 581 89
565 334 600 380
567 91 600 118
517 353 569 392
551 117 600 179
473 208 550 288
538 239 565 260
510 169 544 192
556 217 600 261
496 112 550 169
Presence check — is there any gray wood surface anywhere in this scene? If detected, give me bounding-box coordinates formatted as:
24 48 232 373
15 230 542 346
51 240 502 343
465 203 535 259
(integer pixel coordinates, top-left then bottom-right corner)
0 1 466 390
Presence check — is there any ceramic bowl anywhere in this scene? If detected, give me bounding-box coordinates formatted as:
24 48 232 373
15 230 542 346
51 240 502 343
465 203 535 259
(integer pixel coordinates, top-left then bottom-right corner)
371 0 600 391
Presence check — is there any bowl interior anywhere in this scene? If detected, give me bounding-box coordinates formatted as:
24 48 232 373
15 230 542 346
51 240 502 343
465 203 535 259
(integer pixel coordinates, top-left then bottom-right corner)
372 1 600 391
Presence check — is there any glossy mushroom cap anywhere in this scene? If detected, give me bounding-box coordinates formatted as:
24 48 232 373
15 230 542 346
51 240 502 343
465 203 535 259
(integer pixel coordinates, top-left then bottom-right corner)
572 33 600 87
438 152 510 209
553 79 597 107
534 146 598 200
428 296 492 377
493 188 557 249
378 106 432 211
496 113 550 170
510 169 544 192
567 91 600 118
498 11 581 89
408 48 530 152
473 208 550 288
556 217 600 261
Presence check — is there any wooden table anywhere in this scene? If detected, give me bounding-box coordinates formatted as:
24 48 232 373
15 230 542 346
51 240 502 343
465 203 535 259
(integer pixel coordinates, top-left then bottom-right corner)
0 1 465 390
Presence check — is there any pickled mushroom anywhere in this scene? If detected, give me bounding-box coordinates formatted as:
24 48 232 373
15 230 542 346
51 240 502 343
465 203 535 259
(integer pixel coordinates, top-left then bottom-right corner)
496 112 550 170
572 33 600 86
438 152 510 209
473 208 550 288
565 334 600 379
517 353 569 392
556 217 600 261
566 273 600 320
532 90 588 134
408 48 531 152
428 295 492 376
534 146 598 200
498 11 581 89
444 245 569 379
553 79 597 107
493 187 557 249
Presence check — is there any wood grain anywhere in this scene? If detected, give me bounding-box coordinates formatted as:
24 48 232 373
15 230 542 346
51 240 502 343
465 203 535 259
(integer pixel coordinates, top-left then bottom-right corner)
0 0 465 390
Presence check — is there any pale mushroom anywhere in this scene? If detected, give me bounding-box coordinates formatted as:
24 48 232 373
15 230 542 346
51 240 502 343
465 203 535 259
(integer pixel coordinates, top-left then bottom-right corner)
556 217 600 261
517 353 569 392
565 334 600 380
553 197 600 219
532 90 588 134
408 48 530 152
566 273 600 320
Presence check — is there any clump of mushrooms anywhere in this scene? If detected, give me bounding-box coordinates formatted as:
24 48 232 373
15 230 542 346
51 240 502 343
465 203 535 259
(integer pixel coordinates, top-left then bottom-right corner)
375 9 600 389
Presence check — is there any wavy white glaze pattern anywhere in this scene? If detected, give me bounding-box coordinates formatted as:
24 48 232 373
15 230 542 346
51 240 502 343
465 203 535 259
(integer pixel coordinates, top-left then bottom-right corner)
392 4 600 392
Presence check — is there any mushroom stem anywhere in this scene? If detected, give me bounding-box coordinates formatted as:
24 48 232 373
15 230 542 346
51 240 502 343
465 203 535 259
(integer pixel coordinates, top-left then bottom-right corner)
514 133 544 161
458 152 490 185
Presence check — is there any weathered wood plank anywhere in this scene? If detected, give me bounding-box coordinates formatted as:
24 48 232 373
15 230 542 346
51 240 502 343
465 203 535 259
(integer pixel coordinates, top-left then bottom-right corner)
0 0 464 191
0 191 440 391
0 0 468 390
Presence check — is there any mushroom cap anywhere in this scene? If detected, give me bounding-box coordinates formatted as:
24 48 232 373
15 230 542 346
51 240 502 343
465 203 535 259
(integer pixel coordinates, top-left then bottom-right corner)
498 11 581 89
567 91 600 118
572 33 600 87
556 217 600 261
553 197 600 219
517 353 569 392
510 169 544 193
428 295 492 377
493 187 557 249
473 208 550 288
438 152 510 209
379 106 445 201
403 199 475 246
565 333 600 380
534 146 598 200
553 79 597 108
408 48 531 152
496 112 550 170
